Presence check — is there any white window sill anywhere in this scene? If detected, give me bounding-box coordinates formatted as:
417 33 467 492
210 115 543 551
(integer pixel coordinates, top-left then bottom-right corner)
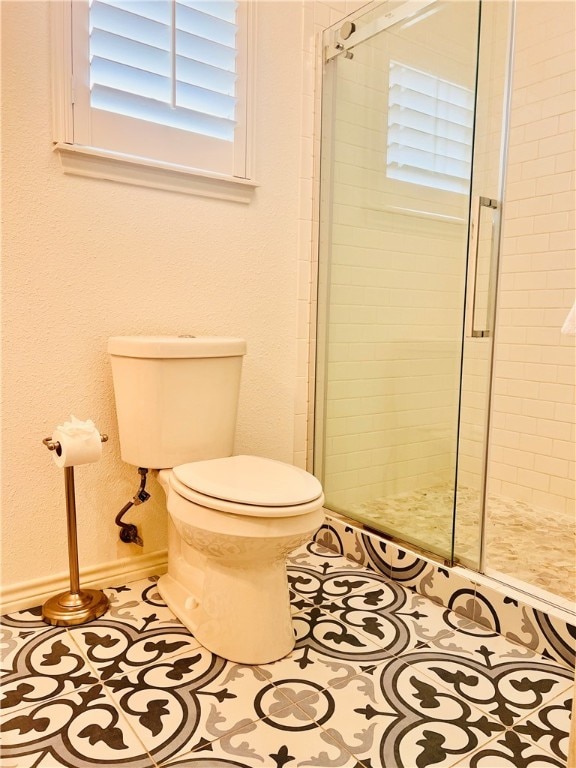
53 143 258 203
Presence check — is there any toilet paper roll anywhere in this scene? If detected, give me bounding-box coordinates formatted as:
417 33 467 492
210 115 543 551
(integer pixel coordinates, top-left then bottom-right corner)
52 416 103 468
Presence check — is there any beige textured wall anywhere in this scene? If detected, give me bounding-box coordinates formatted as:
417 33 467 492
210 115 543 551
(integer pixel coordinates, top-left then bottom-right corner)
1 0 307 592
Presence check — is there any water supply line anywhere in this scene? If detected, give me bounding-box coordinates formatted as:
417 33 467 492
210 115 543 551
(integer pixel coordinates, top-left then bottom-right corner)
115 467 150 546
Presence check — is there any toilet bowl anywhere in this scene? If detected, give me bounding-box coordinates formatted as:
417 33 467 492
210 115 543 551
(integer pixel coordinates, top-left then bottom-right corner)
108 336 325 664
157 455 324 664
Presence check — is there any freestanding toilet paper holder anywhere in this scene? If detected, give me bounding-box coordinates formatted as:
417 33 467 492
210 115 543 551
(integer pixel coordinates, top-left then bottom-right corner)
42 434 110 626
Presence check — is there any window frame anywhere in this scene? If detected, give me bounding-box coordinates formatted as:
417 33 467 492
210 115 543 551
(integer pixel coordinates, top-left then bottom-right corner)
50 0 257 201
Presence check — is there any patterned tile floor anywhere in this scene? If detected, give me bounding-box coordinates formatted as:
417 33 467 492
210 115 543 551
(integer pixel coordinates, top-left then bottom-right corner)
1 541 573 767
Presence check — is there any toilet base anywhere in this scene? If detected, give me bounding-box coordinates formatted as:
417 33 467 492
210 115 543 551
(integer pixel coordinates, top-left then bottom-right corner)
157 559 296 665
158 479 324 665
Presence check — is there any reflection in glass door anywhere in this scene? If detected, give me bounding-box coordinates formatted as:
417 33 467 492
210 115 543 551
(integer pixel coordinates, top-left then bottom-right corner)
314 0 507 563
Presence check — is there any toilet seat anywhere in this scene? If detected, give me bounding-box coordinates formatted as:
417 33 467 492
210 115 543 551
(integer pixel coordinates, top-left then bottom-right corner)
170 455 324 518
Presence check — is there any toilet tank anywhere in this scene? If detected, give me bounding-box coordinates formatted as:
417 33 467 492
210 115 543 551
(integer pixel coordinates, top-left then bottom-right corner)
108 336 246 469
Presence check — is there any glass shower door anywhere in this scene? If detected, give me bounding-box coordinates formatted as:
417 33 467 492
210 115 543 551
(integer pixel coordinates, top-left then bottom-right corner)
315 0 485 561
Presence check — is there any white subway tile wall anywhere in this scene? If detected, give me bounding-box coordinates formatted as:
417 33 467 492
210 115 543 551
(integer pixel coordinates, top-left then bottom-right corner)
487 0 575 521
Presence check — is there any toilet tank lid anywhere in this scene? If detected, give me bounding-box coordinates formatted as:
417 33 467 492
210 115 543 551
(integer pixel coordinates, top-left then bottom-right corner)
108 336 247 358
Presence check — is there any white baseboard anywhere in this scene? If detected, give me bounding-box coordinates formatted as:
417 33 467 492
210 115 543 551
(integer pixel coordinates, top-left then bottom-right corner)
0 550 168 615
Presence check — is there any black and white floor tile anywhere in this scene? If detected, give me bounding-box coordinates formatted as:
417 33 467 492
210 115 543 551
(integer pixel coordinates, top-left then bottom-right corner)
319 517 576 672
1 543 573 767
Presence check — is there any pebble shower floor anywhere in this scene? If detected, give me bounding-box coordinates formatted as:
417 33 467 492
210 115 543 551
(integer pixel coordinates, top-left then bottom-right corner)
0 541 573 767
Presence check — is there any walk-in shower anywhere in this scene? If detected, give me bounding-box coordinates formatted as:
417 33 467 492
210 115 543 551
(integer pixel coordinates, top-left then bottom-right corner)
314 0 575 609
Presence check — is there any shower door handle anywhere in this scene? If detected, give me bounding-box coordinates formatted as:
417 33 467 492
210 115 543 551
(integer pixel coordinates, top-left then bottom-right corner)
467 195 499 338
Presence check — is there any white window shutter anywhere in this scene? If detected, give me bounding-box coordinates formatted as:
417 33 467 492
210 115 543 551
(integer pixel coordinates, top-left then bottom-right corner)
387 62 474 194
69 0 250 178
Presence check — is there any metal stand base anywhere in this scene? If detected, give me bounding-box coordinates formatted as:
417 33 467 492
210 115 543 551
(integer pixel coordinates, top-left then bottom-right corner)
42 588 109 627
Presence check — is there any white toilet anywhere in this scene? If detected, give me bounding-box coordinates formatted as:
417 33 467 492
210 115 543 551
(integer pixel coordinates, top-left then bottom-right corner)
108 336 324 664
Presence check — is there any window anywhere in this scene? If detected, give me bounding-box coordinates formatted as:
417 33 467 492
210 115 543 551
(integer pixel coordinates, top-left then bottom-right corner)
387 62 474 194
52 0 254 196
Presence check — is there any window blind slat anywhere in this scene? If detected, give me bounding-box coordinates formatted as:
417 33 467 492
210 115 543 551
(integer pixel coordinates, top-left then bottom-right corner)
176 28 236 71
388 125 472 162
93 0 170 24
388 108 472 145
176 3 236 47
91 29 170 77
178 0 237 24
176 81 235 119
389 85 473 129
177 56 236 96
91 2 170 49
92 85 236 140
388 144 471 178
390 64 474 110
91 57 170 102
